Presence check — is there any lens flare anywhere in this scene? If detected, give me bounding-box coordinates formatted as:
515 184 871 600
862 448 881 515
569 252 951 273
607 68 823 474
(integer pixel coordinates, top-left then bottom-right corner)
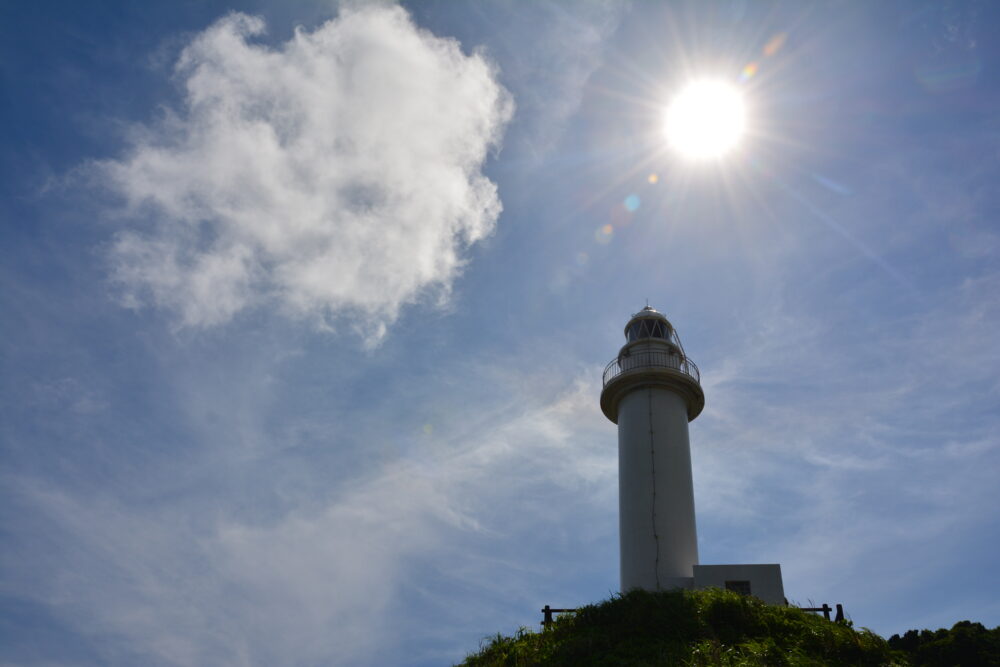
763 33 787 57
595 224 614 244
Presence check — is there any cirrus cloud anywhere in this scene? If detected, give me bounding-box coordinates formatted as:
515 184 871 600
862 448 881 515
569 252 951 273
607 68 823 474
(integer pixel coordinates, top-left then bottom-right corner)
99 6 512 342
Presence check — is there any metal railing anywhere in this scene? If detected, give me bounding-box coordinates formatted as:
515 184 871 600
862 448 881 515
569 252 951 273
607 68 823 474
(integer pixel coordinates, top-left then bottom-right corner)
603 350 701 387
544 602 846 627
540 605 576 628
800 603 845 622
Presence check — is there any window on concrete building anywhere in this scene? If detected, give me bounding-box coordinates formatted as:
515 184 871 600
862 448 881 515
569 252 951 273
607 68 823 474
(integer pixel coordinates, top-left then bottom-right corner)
725 580 752 596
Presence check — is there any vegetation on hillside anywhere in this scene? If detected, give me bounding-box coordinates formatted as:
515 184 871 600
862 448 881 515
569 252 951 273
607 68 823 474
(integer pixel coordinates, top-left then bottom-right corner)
888 621 1000 666
459 589 1000 666
458 588 899 666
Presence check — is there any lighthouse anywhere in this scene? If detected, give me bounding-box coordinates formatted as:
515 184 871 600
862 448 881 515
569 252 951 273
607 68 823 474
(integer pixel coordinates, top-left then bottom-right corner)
600 306 785 602
600 306 704 591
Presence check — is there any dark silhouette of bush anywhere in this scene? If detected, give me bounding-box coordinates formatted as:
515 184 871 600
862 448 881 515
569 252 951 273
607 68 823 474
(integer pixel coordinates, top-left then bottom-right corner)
888 620 1000 666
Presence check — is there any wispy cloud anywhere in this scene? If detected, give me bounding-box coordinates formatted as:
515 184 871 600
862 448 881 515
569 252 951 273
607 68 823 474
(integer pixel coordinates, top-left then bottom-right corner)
96 7 513 343
691 265 1000 632
1 364 616 666
485 1 624 160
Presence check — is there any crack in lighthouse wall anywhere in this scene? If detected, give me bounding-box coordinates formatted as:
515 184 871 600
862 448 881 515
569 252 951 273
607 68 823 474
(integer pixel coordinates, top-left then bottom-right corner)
618 386 699 591
647 387 661 590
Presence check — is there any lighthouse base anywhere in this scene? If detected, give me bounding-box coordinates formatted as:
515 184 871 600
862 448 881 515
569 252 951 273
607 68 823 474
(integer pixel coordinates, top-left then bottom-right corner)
627 564 784 606
693 563 785 605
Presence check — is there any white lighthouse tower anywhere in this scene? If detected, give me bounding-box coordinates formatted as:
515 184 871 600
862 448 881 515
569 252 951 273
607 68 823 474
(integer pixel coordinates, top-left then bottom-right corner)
600 306 704 591
600 306 785 602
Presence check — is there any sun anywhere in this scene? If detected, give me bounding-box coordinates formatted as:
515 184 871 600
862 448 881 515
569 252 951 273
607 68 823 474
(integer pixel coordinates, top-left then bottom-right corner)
664 80 746 160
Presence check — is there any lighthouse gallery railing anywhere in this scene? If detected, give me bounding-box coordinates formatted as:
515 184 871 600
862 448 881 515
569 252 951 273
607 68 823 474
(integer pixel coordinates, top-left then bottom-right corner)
602 351 701 387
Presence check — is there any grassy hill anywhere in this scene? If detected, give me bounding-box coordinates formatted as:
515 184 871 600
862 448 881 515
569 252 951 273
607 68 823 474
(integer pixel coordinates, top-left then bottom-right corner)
458 588 901 666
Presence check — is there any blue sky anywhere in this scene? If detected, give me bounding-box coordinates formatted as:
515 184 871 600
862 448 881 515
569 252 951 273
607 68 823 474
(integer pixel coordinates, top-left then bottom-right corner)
2 1 999 664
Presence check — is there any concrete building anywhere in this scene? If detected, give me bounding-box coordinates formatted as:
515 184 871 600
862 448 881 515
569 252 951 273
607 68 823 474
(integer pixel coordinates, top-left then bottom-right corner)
600 306 784 605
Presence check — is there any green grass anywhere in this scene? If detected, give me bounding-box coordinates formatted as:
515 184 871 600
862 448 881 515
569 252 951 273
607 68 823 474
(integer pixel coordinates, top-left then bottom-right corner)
458 588 903 666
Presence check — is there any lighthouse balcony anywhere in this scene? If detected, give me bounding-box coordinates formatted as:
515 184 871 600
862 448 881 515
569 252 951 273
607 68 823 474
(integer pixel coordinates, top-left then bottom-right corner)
602 350 701 388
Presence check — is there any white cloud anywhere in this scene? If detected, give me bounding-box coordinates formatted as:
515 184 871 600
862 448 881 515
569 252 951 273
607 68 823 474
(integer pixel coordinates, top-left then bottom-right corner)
99 7 512 342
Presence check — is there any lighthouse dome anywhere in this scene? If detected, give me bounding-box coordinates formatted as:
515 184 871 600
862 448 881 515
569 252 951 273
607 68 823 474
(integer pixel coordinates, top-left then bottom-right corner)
624 305 673 342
